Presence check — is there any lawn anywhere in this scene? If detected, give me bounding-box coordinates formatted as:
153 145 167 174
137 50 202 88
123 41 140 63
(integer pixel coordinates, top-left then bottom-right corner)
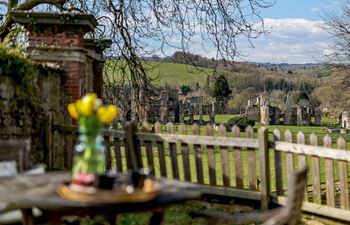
82 201 346 225
103 116 350 225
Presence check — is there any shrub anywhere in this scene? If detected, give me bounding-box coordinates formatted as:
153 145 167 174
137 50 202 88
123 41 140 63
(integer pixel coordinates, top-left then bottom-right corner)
226 117 255 131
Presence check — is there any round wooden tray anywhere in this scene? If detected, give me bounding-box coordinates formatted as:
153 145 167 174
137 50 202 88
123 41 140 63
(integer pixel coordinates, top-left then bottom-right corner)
57 179 161 203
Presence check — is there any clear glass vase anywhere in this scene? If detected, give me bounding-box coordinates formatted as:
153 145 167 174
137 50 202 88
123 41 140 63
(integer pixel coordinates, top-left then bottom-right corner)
72 128 105 177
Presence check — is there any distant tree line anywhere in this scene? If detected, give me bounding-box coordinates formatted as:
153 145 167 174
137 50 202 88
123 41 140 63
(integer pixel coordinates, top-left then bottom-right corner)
264 78 316 93
145 51 231 69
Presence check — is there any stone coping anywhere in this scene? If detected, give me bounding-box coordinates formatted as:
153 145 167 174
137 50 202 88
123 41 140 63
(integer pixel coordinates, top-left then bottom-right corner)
9 11 97 30
0 11 97 39
27 46 88 63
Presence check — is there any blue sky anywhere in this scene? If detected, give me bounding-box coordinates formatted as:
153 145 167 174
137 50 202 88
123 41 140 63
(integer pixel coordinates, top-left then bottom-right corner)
172 0 342 64
235 0 342 63
160 0 342 63
2 0 341 64
261 0 340 20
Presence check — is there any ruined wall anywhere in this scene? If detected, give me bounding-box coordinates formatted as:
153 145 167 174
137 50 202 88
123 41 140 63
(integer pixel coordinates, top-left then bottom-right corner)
340 112 350 129
297 106 312 126
314 107 322 126
246 105 260 122
245 93 320 126
260 105 270 125
270 107 281 125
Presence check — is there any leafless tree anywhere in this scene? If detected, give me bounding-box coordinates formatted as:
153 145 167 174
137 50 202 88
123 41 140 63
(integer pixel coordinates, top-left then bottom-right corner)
0 0 273 121
323 1 350 68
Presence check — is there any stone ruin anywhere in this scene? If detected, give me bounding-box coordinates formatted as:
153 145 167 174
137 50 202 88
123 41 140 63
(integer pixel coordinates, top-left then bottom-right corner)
339 111 350 129
113 87 216 125
147 88 215 125
245 94 322 126
178 95 216 125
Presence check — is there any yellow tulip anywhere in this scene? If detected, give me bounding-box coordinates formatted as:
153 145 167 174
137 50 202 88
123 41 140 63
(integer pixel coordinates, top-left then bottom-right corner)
84 93 97 103
79 93 97 116
98 105 118 124
105 105 118 123
97 106 107 119
76 99 83 114
67 103 79 120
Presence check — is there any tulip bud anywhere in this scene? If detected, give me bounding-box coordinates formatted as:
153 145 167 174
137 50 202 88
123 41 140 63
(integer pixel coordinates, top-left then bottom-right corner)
68 103 79 120
80 93 97 116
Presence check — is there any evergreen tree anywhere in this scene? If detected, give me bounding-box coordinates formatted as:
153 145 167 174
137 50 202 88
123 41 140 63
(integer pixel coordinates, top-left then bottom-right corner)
212 75 232 110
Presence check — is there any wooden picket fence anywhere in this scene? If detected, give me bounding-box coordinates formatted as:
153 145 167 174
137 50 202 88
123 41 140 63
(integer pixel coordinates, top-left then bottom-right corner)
271 129 350 221
44 121 350 222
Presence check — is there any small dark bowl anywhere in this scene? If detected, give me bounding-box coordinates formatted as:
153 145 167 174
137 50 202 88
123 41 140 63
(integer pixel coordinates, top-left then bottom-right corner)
129 169 148 189
96 174 116 190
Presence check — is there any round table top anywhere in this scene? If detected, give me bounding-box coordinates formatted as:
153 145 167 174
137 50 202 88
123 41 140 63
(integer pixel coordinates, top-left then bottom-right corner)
0 172 201 213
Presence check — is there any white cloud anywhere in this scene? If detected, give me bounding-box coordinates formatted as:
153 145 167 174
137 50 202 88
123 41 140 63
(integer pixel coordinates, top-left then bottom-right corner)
149 18 332 63
263 18 326 39
238 18 331 63
310 7 321 12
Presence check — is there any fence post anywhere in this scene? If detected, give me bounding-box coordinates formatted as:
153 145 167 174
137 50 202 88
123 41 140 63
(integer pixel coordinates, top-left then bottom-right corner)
44 114 53 170
124 121 142 169
259 127 270 210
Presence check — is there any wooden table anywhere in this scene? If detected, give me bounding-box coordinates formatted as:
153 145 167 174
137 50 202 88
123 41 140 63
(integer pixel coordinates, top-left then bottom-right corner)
0 172 201 225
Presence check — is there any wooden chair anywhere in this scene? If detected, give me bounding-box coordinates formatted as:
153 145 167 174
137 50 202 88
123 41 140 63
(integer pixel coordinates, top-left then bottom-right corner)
0 139 31 173
190 166 307 225
0 139 43 224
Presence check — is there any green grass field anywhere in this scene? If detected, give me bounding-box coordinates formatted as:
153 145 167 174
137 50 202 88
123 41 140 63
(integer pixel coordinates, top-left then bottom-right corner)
104 61 228 86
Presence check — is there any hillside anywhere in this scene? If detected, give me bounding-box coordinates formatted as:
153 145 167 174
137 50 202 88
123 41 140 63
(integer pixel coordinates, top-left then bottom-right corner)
105 61 219 87
104 60 350 116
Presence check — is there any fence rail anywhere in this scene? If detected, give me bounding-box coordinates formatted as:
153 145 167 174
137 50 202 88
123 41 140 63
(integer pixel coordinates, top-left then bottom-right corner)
46 121 350 222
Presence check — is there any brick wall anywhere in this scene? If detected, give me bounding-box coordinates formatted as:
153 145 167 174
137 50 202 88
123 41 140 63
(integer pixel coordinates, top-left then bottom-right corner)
62 61 85 104
27 24 88 106
28 29 84 48
10 13 109 115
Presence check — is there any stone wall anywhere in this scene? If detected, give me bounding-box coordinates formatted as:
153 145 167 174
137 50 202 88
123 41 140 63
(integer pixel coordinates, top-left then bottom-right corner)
0 66 64 164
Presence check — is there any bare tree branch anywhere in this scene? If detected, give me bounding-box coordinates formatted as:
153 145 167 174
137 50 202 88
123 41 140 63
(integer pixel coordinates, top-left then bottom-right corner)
322 1 350 66
10 0 67 10
0 0 273 121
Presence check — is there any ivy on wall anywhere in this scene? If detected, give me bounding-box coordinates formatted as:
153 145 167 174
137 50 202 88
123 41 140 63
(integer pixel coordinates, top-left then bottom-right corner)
0 43 35 86
0 43 65 164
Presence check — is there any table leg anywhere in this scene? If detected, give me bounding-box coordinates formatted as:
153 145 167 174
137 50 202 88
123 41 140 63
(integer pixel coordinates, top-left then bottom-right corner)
48 211 62 225
149 208 165 225
106 213 117 225
21 209 34 225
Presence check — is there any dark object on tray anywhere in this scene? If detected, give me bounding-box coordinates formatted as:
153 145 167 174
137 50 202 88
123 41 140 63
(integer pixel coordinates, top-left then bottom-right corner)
97 174 115 190
129 169 148 189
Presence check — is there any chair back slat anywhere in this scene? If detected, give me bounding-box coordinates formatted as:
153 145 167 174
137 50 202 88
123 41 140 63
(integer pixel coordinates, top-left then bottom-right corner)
0 139 31 173
263 166 307 225
190 162 307 225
